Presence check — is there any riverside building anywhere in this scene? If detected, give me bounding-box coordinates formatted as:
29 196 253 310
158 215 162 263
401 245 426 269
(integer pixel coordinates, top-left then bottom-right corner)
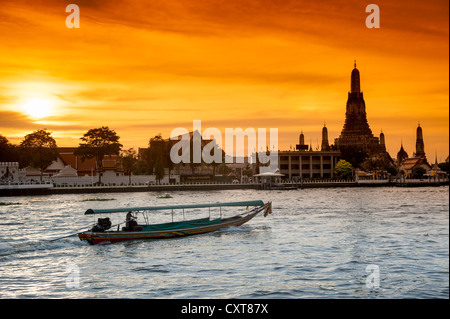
278 127 341 180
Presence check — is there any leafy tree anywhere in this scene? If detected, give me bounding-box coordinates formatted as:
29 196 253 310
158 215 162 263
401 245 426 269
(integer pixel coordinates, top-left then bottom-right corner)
133 159 151 175
147 133 167 174
74 126 122 184
412 166 426 179
20 129 58 181
0 135 9 155
1 136 29 168
0 135 13 162
362 155 385 172
438 162 449 174
339 145 368 168
216 163 233 175
165 139 175 180
334 159 353 179
242 164 253 178
386 165 398 176
147 133 174 183
121 148 137 184
154 157 165 184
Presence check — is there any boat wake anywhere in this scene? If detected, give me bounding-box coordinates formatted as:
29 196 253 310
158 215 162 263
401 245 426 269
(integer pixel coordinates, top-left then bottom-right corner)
0 237 83 258
216 225 252 233
212 224 271 238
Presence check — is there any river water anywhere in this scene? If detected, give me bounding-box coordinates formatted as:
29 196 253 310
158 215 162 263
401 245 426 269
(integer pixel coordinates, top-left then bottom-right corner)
0 186 448 299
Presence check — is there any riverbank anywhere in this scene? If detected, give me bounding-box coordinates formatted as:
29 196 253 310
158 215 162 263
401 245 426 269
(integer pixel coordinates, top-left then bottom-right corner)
1 179 448 197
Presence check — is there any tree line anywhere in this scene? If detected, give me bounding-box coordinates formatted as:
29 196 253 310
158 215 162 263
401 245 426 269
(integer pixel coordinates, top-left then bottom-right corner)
1 127 253 185
0 127 174 184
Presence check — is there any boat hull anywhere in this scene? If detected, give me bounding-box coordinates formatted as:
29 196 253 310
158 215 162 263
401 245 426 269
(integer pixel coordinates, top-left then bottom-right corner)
78 204 268 245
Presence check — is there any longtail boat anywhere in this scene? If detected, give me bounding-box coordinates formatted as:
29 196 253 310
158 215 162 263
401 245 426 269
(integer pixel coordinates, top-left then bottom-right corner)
78 200 272 245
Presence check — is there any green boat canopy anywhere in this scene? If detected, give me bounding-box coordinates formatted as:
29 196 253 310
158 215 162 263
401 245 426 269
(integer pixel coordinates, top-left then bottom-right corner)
84 200 265 215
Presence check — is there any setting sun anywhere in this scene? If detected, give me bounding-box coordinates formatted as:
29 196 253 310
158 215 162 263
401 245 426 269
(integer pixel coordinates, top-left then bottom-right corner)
19 97 54 120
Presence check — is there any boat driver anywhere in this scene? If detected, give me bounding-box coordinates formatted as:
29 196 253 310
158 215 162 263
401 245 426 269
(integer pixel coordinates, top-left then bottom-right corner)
126 211 137 230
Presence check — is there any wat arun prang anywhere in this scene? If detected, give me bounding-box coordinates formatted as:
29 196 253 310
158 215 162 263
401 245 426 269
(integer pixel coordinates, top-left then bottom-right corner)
334 62 392 165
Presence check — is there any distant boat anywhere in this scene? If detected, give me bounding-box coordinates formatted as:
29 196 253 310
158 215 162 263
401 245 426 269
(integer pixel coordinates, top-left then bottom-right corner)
78 200 272 245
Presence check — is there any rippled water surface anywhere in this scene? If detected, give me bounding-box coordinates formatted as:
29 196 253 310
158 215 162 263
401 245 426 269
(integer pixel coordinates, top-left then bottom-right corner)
0 187 448 298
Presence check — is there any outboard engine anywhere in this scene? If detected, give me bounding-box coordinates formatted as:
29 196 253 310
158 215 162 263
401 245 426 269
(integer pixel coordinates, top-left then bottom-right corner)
91 217 112 232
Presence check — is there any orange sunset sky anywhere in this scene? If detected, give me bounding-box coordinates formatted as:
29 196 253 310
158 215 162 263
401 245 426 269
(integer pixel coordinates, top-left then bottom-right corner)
0 0 448 161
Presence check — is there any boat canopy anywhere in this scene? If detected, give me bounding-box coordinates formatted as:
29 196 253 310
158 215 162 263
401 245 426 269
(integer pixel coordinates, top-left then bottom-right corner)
84 200 265 215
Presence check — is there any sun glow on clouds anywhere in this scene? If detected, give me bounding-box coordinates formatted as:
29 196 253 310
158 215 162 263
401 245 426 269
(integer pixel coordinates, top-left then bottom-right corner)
4 79 73 124
0 0 448 159
19 97 54 120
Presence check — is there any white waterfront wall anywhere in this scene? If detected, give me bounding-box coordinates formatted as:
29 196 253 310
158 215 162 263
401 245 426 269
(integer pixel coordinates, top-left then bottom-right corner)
50 174 180 186
0 162 27 181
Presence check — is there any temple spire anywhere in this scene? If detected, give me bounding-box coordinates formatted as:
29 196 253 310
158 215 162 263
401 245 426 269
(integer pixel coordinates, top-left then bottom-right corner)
299 131 305 145
336 61 385 157
415 123 425 158
351 61 361 93
321 123 330 151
